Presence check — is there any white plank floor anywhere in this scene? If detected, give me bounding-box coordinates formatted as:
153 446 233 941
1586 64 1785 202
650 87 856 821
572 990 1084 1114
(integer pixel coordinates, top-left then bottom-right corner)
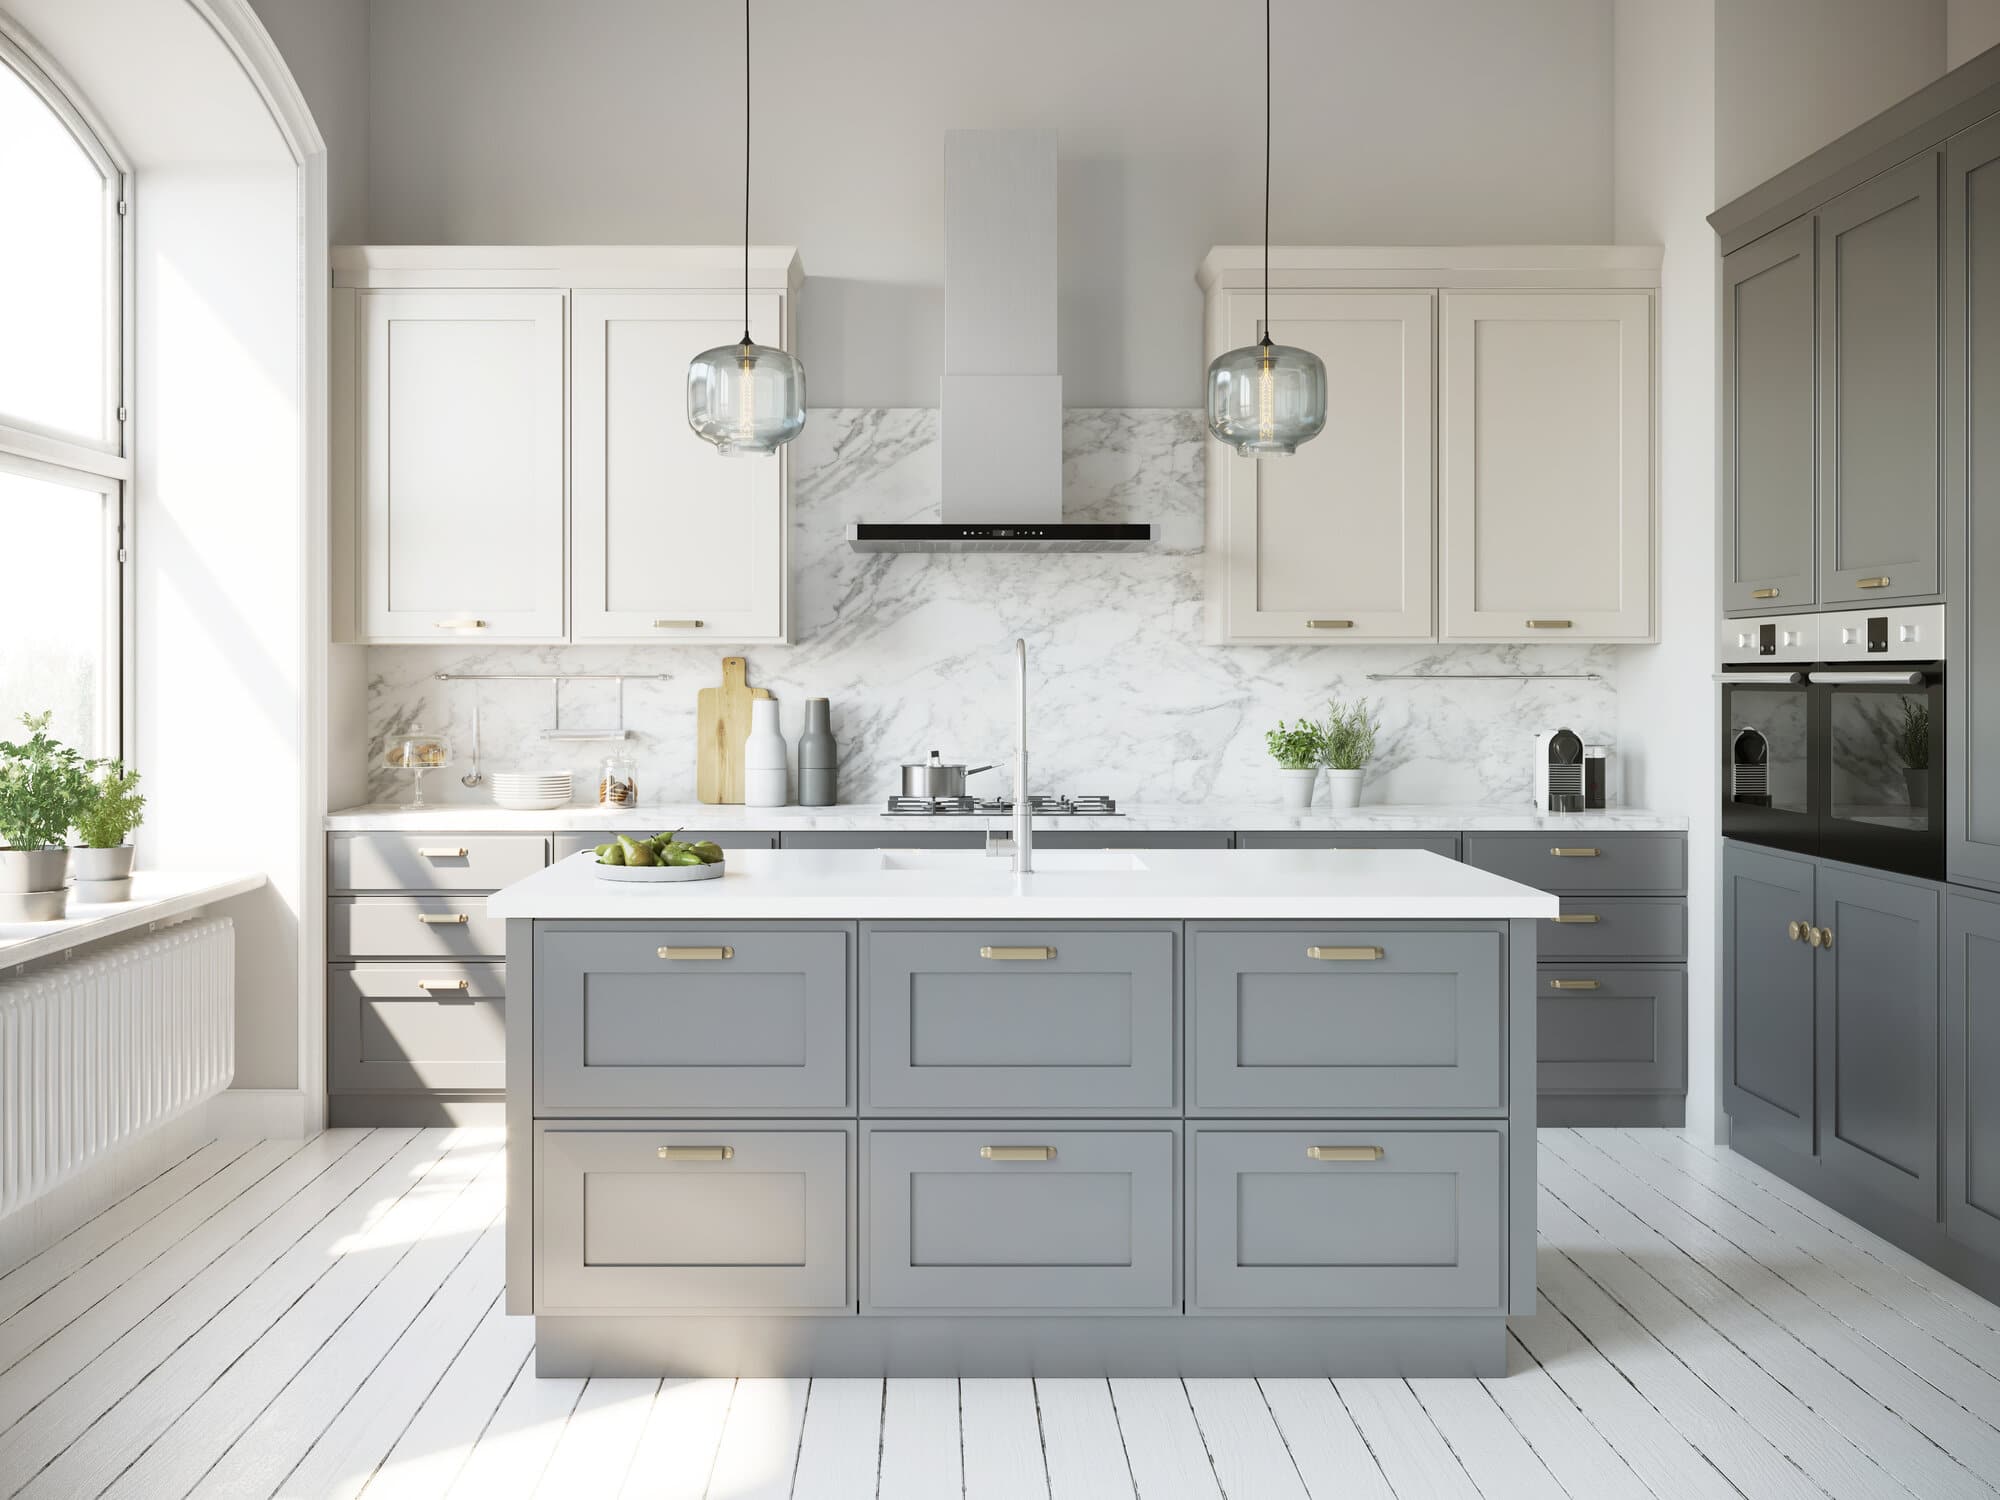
3 1128 1999 1498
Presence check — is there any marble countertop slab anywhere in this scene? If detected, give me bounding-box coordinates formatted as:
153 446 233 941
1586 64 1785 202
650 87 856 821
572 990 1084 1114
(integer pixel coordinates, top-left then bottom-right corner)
0 872 267 972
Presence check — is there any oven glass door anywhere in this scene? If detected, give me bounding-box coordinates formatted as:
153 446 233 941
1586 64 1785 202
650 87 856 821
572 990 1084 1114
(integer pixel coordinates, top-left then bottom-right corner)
1816 665 1944 879
1720 670 1816 856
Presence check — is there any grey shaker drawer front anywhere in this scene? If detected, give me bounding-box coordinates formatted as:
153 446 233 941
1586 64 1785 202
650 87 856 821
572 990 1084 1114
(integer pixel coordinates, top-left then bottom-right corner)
865 1127 1177 1312
864 928 1176 1113
329 896 506 959
1236 832 1461 859
1462 833 1687 895
537 1125 850 1313
1537 967 1688 1093
329 963 505 1092
1188 928 1503 1112
536 928 849 1113
1537 899 1688 961
1189 1128 1504 1312
329 832 548 893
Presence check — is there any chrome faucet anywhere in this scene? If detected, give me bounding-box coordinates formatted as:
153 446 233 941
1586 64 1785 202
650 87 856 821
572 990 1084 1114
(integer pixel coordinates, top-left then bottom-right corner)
1012 638 1033 873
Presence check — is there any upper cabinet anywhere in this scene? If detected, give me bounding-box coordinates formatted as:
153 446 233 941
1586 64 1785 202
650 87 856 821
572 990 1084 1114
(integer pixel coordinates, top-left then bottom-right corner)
1197 249 1659 646
332 248 802 646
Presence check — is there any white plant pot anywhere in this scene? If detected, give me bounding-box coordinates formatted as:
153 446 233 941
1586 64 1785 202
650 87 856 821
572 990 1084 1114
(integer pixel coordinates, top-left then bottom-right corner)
1276 767 1320 810
1324 768 1366 809
72 876 134 904
0 887 69 922
70 845 135 881
0 847 69 894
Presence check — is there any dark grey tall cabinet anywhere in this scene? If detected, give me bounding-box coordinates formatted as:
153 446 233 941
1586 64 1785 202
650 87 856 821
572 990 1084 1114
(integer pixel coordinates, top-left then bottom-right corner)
1722 842 1817 1155
1944 887 2000 1261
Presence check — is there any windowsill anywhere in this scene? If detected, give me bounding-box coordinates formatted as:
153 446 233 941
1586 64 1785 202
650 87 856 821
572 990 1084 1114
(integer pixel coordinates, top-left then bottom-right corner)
0 871 265 973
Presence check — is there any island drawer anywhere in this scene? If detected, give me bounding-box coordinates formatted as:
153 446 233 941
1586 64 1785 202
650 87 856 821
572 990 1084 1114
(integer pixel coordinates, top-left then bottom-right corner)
329 897 506 960
862 927 1176 1113
1187 1126 1504 1312
1538 966 1687 1094
536 1124 852 1314
1235 832 1461 858
863 1125 1178 1313
1537 899 1687 962
551 831 777 858
329 963 505 1092
1186 927 1503 1113
330 833 548 893
1462 833 1687 895
535 927 850 1114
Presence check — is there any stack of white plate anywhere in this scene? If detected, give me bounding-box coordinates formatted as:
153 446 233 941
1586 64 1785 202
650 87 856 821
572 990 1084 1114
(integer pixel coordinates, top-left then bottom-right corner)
491 770 573 811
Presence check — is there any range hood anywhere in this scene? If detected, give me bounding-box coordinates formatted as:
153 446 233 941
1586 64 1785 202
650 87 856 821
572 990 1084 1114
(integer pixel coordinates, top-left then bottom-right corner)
848 131 1152 554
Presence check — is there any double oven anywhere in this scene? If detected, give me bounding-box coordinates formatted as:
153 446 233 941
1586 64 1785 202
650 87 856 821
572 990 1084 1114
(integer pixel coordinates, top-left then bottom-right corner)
1720 605 1945 881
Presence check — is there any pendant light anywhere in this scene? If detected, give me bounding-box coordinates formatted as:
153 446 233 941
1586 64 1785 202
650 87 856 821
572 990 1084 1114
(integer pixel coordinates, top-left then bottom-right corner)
1204 0 1326 456
687 0 806 455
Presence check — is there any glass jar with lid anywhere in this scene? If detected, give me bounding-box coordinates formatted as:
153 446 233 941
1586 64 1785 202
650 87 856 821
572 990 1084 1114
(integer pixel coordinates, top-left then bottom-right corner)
598 752 639 808
383 726 451 808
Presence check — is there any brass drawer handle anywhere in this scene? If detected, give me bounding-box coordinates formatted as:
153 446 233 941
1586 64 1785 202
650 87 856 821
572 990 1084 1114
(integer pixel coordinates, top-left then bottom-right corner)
434 619 486 630
981 1145 1056 1161
1549 978 1602 991
1552 913 1600 924
417 846 468 859
1307 946 1384 961
658 945 734 960
653 619 704 629
416 913 469 925
981 946 1055 961
1526 619 1573 629
417 978 470 992
1306 619 1354 630
657 1145 733 1161
1307 1145 1384 1162
1752 588 1781 600
1857 577 1891 589
1550 847 1599 858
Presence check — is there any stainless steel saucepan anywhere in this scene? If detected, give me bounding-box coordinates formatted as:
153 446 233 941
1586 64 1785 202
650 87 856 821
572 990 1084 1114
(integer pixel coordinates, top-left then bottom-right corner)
899 750 997 798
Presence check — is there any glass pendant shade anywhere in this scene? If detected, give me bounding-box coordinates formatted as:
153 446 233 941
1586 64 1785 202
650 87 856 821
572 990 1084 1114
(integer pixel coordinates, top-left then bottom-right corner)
687 338 806 455
1205 338 1328 456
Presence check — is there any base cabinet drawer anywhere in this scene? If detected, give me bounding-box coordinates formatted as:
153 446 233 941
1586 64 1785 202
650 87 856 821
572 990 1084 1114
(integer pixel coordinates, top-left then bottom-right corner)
863 927 1176 1113
330 832 547 893
1538 899 1688 961
329 963 505 1092
1236 832 1461 858
1463 833 1687 895
535 927 850 1113
537 1124 852 1314
864 1126 1178 1312
552 831 778 858
1188 1127 1504 1312
1188 927 1502 1113
329 896 506 959
1538 967 1687 1093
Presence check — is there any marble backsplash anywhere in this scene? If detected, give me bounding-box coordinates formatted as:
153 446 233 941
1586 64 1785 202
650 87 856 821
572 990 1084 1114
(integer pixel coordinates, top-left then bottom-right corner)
364 409 1623 809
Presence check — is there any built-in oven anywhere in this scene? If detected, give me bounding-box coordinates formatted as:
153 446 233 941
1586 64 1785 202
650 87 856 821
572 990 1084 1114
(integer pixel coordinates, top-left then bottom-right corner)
1720 606 1945 881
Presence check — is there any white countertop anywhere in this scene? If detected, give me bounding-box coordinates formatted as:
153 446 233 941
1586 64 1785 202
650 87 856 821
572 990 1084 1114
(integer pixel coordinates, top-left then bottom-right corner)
0 872 267 972
487 847 1560 922
330 800 1688 833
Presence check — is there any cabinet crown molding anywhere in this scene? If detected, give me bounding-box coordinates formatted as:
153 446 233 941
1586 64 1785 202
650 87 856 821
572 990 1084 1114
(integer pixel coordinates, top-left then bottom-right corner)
333 244 805 291
1196 244 1661 292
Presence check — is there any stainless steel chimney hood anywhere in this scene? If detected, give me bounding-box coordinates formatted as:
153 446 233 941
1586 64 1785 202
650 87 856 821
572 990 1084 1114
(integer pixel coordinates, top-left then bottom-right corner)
847 131 1152 554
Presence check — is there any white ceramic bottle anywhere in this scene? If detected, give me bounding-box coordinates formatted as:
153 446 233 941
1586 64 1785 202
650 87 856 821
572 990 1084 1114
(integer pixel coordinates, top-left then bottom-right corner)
743 696 789 806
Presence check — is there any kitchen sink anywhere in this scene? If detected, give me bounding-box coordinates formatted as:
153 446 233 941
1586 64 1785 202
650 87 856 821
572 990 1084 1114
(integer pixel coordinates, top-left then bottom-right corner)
875 849 1149 873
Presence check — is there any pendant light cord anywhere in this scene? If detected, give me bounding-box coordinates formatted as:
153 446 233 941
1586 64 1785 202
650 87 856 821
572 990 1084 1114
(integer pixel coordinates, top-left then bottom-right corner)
1261 0 1272 347
742 0 752 345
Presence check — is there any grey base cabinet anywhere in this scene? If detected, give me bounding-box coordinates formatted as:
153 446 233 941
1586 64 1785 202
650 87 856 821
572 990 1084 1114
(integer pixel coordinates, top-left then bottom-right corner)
1723 842 1818 1153
1945 887 2000 1262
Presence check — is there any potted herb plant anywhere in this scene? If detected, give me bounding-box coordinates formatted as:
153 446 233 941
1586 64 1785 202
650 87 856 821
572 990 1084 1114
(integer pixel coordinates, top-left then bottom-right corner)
1266 718 1326 810
72 762 144 901
1896 700 1931 810
0 712 96 921
1322 697 1381 810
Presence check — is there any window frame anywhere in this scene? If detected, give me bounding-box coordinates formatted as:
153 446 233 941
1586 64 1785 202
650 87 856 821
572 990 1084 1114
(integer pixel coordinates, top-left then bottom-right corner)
0 17 132 760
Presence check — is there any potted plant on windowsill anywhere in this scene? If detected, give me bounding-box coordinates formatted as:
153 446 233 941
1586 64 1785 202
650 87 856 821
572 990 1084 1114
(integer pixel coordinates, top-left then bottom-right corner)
1896 700 1931 810
0 712 95 922
1322 697 1381 810
72 762 144 902
1266 719 1326 810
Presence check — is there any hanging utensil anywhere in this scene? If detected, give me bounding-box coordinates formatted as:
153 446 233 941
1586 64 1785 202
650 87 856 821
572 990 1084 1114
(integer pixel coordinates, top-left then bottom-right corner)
461 695 485 787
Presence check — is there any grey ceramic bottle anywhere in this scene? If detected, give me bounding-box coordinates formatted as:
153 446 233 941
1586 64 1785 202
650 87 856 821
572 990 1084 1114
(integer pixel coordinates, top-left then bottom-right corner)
797 698 839 806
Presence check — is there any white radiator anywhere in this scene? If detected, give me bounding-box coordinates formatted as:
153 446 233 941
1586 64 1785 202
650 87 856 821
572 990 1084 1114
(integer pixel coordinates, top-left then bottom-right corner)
0 916 234 1219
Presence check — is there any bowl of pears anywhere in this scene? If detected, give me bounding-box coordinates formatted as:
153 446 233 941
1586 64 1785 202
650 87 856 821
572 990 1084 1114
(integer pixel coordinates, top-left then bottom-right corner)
589 832 727 883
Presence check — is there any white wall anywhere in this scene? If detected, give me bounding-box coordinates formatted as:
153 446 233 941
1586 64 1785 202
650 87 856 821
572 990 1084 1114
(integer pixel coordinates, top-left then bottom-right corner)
247 0 366 242
1950 0 2000 67
362 0 1613 406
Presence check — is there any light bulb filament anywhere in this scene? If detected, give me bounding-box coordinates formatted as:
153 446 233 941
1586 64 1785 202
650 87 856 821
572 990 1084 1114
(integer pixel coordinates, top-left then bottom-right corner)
1257 351 1276 445
738 345 756 447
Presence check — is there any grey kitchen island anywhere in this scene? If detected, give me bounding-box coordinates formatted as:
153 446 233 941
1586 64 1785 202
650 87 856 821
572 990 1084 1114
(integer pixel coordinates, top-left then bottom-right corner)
488 845 1555 1377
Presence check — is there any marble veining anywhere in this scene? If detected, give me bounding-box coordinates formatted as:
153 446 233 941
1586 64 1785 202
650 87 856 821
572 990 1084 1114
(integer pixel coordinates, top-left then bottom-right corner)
366 409 1623 809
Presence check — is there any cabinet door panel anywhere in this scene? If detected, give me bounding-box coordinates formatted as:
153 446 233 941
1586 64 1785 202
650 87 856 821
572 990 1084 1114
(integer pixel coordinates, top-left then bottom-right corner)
1818 152 1941 605
1722 842 1817 1152
1215 291 1433 640
1723 219 1818 614
1439 292 1652 641
361 290 565 641
1946 888 2000 1259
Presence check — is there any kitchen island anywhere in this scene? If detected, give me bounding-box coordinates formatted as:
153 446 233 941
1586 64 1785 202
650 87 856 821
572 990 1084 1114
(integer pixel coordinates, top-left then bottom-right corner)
489 845 1556 1377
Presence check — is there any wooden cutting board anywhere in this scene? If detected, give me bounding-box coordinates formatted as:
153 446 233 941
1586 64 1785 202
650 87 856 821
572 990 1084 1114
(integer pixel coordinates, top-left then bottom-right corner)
696 656 772 805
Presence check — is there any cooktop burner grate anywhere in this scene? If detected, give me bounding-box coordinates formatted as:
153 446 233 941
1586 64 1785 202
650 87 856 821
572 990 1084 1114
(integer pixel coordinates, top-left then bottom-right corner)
883 794 1119 816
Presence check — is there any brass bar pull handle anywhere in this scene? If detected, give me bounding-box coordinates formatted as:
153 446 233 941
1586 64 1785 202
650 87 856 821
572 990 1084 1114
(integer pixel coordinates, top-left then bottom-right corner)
1857 576 1891 589
657 1145 733 1161
1550 848 1600 858
434 619 486 630
417 846 468 859
1307 946 1385 961
981 1145 1056 1162
1788 921 1806 942
1552 914 1600 925
1526 619 1573 629
653 619 704 629
658 946 734 961
1549 978 1602 991
416 913 469 925
1751 588 1781 600
980 946 1056 961
1305 619 1355 630
1307 1145 1384 1162
418 978 470 992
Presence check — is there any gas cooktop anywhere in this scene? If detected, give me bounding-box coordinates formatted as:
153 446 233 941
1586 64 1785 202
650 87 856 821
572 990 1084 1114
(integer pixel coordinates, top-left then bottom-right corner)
884 795 1120 817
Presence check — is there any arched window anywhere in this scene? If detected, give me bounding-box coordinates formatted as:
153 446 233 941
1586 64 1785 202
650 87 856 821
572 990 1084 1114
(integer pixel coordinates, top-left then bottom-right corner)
0 23 126 758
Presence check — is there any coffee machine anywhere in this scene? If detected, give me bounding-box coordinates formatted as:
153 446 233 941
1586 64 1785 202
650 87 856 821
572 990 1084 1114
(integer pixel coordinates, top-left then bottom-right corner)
1533 728 1586 812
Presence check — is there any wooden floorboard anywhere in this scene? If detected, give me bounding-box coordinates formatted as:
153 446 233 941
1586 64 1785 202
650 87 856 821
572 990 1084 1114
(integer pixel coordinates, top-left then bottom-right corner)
5 1127 2000 1499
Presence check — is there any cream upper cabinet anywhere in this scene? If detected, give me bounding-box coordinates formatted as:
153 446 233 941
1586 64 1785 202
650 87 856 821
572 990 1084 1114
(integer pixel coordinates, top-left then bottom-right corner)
570 291 789 644
1438 291 1654 642
1204 290 1434 642
358 290 567 643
